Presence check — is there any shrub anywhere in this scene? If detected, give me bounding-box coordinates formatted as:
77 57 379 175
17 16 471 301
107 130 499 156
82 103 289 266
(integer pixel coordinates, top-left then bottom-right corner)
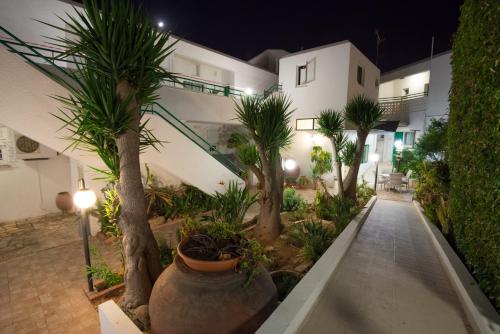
356 181 375 206
96 186 121 237
208 181 258 229
449 0 500 308
282 187 307 212
286 220 336 263
315 193 358 231
157 237 174 267
272 271 303 301
87 246 123 288
415 161 450 226
297 175 311 188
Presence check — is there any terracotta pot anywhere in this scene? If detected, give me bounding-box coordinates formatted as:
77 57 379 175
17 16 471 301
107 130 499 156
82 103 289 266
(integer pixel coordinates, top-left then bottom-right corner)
150 256 278 334
55 191 73 213
177 241 239 272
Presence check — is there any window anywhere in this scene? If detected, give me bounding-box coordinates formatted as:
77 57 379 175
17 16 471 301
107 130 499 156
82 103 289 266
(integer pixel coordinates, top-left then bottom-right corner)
357 66 365 86
0 148 2 160
296 58 316 86
296 118 314 130
403 132 415 147
361 145 369 163
297 65 307 86
403 88 409 95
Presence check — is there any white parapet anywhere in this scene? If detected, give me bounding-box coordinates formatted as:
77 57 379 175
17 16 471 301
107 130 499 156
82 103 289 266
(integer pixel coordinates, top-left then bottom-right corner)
98 300 142 334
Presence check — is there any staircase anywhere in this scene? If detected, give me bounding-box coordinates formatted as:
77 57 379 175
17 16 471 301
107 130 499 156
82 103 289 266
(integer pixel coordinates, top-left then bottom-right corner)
0 26 244 194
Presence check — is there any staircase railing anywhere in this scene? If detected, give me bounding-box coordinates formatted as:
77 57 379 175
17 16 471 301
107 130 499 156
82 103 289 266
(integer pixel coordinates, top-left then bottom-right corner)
0 25 244 178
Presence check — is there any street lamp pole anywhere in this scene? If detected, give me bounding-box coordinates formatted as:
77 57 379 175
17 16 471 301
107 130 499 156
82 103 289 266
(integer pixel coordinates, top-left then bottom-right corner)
370 153 380 192
74 178 97 292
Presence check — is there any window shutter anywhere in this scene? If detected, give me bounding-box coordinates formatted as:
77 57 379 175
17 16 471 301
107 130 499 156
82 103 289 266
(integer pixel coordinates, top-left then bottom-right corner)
306 58 316 82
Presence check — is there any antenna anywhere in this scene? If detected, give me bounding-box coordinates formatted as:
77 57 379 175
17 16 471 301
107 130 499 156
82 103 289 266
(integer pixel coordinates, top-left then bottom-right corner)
375 29 385 66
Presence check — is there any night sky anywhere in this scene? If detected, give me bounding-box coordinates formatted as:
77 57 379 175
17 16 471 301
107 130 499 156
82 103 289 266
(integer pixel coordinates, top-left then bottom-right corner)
84 0 464 73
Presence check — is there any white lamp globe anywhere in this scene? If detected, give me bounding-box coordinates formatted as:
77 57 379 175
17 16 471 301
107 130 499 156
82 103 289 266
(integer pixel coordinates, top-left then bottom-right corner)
244 88 253 95
73 189 97 209
394 140 403 151
369 153 380 162
158 21 164 28
284 159 297 171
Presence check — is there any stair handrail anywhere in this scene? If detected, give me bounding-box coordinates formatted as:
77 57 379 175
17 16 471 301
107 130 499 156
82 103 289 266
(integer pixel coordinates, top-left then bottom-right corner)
0 25 244 178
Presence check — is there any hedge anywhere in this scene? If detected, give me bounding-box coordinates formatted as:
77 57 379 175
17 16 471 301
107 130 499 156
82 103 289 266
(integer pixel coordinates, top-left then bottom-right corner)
449 0 500 308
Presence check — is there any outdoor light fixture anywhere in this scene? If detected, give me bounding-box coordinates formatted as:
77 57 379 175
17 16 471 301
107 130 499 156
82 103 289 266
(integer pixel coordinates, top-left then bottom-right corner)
394 140 403 151
244 88 254 95
158 21 164 28
310 134 322 146
284 158 297 171
370 153 380 192
74 179 96 292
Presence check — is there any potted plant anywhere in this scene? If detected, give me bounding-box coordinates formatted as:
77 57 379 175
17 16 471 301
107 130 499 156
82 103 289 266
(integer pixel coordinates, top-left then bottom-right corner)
149 182 278 334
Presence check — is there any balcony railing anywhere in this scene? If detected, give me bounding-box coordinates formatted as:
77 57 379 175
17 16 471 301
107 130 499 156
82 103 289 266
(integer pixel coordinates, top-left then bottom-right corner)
378 92 428 114
0 32 281 99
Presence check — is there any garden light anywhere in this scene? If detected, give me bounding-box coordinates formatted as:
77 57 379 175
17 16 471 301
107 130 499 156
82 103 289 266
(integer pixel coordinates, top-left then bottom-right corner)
284 158 297 171
74 178 95 292
158 21 164 28
394 140 403 151
369 153 380 162
244 88 254 95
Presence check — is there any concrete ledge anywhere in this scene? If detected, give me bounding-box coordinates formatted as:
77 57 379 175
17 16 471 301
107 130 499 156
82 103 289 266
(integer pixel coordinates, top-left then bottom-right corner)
257 196 377 334
98 300 142 334
413 201 500 334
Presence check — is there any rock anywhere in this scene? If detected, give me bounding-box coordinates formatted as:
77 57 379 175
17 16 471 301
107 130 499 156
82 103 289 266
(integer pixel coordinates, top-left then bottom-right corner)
93 279 107 291
149 216 166 226
294 261 313 273
131 304 150 331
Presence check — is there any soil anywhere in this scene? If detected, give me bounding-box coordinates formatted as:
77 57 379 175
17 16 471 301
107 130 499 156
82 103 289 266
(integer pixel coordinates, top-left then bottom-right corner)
180 234 242 261
267 237 301 271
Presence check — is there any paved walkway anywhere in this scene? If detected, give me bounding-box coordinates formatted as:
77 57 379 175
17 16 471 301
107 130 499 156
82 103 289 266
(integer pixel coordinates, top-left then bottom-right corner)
298 199 472 334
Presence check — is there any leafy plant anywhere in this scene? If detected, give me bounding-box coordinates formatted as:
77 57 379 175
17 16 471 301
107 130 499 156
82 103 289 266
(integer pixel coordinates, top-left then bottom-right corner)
156 236 174 267
315 194 358 232
286 220 336 263
282 187 307 212
356 181 375 206
340 140 357 167
208 181 258 229
310 146 333 194
435 196 451 235
297 175 311 187
87 246 123 288
96 186 121 237
272 271 303 301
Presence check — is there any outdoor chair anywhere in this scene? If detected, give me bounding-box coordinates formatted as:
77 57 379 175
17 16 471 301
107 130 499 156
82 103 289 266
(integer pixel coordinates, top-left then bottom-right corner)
402 170 412 189
388 173 404 191
377 175 389 190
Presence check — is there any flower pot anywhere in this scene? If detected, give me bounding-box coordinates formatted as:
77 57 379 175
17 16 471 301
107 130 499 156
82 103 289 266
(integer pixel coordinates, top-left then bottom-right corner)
177 241 239 272
55 191 73 213
149 256 278 334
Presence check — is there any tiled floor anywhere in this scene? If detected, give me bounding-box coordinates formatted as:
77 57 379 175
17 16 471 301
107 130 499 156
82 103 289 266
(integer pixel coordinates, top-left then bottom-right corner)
298 199 472 334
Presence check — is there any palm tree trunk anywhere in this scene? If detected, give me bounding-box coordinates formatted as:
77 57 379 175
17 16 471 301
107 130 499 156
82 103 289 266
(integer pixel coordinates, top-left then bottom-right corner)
254 155 282 244
343 130 368 201
330 138 344 198
116 80 162 310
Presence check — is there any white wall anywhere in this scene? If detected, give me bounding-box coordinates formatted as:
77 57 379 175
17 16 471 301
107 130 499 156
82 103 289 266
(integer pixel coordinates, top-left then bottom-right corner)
379 71 430 98
0 150 72 222
427 52 451 120
346 45 380 101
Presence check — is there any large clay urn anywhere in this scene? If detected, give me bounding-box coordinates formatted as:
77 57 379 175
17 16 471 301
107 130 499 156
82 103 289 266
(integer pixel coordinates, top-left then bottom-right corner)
55 191 73 213
149 256 278 334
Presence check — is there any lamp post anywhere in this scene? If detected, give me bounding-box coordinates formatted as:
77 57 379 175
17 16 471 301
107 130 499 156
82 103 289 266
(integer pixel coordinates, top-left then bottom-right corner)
73 178 97 292
370 153 380 192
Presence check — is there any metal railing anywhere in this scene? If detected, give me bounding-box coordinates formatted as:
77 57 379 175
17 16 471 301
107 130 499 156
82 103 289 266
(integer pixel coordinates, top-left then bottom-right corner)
379 92 428 114
0 25 244 178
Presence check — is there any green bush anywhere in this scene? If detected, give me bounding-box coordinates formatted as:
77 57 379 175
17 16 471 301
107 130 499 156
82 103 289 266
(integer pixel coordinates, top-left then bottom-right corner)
208 181 258 229
286 220 336 263
449 0 500 309
415 161 450 226
87 246 123 288
157 237 174 267
282 187 306 212
96 187 121 237
272 271 303 301
356 181 375 205
315 193 358 231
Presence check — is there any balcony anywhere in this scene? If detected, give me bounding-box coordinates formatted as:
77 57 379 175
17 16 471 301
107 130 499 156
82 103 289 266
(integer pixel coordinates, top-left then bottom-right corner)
378 92 428 126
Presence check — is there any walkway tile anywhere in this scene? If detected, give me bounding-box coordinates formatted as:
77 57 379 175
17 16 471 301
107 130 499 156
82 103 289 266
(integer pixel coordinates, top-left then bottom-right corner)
298 199 471 334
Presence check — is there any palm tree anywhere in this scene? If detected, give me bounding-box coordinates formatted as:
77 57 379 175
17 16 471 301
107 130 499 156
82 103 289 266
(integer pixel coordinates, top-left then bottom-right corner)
235 94 294 244
343 95 384 200
47 0 176 309
316 110 346 197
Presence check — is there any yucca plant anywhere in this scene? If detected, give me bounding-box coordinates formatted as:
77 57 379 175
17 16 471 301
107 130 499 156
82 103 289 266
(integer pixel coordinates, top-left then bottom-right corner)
208 181 259 229
316 109 346 197
340 140 357 167
44 0 176 309
343 95 384 201
234 94 294 244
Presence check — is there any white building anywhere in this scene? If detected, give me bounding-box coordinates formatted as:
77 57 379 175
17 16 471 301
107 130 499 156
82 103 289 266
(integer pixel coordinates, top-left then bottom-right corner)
376 51 452 168
278 41 380 186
